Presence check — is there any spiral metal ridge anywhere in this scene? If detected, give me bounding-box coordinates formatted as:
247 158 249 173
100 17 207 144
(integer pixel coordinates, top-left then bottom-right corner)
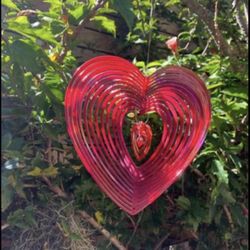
65 56 211 215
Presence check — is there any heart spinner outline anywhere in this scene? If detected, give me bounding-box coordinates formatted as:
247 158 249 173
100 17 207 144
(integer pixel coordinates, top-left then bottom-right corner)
65 56 211 215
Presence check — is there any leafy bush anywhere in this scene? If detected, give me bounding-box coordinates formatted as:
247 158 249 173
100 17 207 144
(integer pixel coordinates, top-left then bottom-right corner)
1 0 248 249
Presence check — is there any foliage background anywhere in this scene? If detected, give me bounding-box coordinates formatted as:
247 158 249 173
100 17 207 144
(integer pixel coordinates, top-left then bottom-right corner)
1 0 248 249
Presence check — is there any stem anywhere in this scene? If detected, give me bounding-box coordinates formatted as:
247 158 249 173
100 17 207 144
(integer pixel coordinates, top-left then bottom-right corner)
174 53 181 66
146 0 155 64
57 0 108 63
78 210 127 250
136 0 146 38
126 212 144 248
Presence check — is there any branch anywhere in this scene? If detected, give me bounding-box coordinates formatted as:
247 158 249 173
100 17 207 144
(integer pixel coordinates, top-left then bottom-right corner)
57 0 108 63
126 212 144 248
75 0 108 37
234 0 248 40
223 205 234 230
201 37 213 56
182 0 236 58
42 176 68 199
146 0 156 64
78 210 127 250
41 177 125 249
153 233 170 250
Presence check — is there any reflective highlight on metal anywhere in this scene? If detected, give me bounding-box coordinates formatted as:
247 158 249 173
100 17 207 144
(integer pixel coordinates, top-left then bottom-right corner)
65 56 211 215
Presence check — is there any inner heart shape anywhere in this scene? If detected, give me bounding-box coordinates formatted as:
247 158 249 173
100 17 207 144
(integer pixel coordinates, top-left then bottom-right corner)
65 56 211 215
131 121 153 161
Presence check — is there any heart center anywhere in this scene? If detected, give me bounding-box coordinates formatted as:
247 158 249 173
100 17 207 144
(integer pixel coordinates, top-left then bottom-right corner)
131 121 152 161
123 112 163 166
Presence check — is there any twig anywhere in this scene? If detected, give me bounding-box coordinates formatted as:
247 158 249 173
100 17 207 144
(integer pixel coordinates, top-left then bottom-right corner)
146 0 155 64
42 176 68 199
223 205 234 230
125 214 136 228
153 233 170 250
243 2 248 29
135 0 146 38
182 0 236 59
165 194 175 206
201 37 212 56
213 0 221 50
191 168 205 179
233 0 248 40
57 0 108 63
126 212 144 248
78 210 127 250
47 139 52 166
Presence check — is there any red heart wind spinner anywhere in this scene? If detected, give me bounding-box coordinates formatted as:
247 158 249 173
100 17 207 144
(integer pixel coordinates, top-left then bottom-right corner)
65 56 211 215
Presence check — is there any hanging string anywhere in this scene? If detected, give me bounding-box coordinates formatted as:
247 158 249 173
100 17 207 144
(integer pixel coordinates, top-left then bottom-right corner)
146 0 156 65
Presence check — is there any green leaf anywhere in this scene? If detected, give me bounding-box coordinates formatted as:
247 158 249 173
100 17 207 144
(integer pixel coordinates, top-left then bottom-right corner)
44 0 63 14
2 0 19 11
8 16 58 45
27 167 42 176
42 166 58 177
27 166 58 177
42 71 64 103
229 154 242 169
69 5 88 24
176 196 191 210
1 176 14 212
9 39 45 74
165 0 180 7
222 87 248 100
212 159 228 184
69 233 82 241
7 206 37 229
110 0 135 31
91 15 116 36
2 133 12 150
178 31 191 41
220 186 236 204
95 211 104 224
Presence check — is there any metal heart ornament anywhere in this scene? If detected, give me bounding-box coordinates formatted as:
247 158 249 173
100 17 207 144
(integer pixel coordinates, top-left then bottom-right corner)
65 56 211 215
130 121 153 161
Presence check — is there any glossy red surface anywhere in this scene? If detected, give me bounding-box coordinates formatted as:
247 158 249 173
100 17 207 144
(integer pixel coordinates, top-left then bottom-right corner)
131 121 153 161
65 56 211 215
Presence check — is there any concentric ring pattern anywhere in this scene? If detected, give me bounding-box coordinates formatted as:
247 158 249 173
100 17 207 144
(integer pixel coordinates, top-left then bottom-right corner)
65 56 211 215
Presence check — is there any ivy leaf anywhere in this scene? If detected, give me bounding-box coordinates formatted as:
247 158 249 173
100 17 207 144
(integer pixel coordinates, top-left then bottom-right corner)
27 167 42 177
42 166 58 177
110 0 135 31
91 15 116 36
27 166 58 177
7 206 37 229
95 211 104 224
212 159 228 184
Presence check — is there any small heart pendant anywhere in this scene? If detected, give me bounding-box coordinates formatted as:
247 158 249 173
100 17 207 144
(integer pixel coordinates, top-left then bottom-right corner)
131 121 153 161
